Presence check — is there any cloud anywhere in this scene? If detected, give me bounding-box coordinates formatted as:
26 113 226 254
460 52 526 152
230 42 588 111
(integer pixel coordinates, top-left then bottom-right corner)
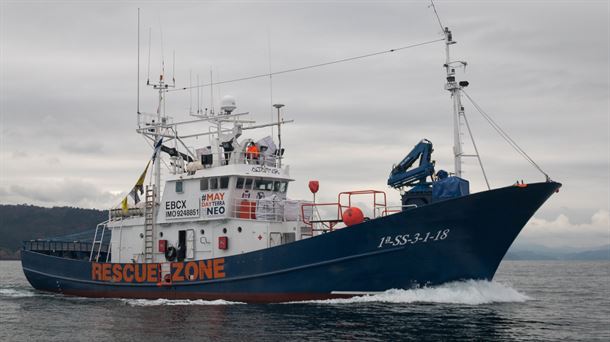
8 179 122 209
59 141 104 154
516 210 610 249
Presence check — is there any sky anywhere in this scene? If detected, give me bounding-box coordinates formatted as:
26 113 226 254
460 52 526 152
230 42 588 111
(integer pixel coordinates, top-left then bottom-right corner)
0 0 608 249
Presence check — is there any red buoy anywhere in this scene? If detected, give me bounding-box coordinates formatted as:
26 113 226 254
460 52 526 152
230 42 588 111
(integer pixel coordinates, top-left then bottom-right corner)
308 180 319 194
343 207 364 226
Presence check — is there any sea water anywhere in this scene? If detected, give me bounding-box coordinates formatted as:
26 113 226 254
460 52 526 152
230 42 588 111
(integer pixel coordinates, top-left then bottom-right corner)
1 260 608 341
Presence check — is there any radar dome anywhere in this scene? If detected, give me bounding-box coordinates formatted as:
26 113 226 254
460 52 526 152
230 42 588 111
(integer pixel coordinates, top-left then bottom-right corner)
220 95 237 114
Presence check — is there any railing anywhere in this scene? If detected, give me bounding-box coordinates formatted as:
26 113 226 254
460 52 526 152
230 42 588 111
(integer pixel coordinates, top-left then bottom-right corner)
375 204 418 217
232 198 312 222
23 240 109 254
110 207 144 220
227 151 281 168
338 190 387 219
300 202 343 231
300 189 389 232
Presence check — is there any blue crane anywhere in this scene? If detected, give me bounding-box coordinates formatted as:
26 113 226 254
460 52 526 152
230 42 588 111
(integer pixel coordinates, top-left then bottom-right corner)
387 139 435 189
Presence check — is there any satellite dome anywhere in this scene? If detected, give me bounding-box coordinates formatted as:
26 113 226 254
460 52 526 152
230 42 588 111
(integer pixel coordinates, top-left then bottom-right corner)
220 95 237 114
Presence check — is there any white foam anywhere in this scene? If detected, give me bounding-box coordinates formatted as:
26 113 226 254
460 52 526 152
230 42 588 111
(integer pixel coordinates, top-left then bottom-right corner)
0 288 37 298
286 280 531 305
122 298 244 306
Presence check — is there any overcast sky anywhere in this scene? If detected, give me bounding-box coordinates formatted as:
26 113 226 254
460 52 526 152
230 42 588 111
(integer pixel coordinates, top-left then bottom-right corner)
1 0 608 249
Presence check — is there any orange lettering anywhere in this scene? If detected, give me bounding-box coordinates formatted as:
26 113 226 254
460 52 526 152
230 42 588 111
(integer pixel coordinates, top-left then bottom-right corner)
199 260 213 280
123 264 134 282
112 264 123 282
92 263 101 280
213 258 225 279
102 263 111 281
134 264 146 282
146 264 158 282
172 262 185 282
184 262 198 281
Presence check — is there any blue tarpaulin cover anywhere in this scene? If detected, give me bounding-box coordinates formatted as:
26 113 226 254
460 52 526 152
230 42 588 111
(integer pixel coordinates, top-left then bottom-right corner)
432 176 470 202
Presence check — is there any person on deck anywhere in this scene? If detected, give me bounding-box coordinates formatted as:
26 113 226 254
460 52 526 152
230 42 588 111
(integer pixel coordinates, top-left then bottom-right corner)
246 142 260 164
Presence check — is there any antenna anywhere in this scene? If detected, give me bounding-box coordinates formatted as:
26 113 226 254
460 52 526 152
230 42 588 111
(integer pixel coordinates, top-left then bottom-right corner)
189 70 193 115
146 27 151 85
210 68 214 115
137 8 141 116
172 50 176 86
159 18 165 80
267 28 274 137
197 74 200 114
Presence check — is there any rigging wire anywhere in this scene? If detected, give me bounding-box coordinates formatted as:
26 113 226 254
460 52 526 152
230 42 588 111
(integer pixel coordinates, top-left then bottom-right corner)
461 90 550 181
461 111 491 189
168 38 444 93
429 0 445 32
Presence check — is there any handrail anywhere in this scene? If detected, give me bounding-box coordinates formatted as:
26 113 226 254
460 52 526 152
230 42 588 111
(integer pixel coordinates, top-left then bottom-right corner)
376 204 418 217
338 190 387 219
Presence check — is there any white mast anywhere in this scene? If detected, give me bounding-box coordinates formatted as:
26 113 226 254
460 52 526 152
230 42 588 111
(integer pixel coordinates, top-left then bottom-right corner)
443 27 467 178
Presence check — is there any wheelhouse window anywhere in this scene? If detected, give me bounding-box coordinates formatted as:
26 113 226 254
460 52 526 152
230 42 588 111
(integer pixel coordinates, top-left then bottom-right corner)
210 177 218 190
274 181 288 193
200 178 208 191
175 181 183 193
220 176 229 189
244 178 253 190
236 177 245 189
255 179 274 191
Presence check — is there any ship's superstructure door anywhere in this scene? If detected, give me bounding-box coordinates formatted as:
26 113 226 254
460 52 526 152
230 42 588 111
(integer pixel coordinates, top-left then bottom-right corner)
186 229 195 259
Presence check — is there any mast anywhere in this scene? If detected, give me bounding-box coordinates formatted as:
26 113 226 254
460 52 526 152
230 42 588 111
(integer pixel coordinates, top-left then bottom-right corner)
443 27 467 178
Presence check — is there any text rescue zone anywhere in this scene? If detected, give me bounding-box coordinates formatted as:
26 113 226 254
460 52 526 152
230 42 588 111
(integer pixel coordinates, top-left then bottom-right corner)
91 259 226 283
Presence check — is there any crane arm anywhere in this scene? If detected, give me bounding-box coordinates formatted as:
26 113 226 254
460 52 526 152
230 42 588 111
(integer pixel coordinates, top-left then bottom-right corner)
387 139 435 188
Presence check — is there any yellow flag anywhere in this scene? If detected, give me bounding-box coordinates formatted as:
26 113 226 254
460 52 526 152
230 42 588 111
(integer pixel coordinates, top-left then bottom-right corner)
121 197 129 214
136 161 150 188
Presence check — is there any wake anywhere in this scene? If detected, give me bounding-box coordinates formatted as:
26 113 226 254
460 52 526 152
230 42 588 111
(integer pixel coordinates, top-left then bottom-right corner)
288 280 531 305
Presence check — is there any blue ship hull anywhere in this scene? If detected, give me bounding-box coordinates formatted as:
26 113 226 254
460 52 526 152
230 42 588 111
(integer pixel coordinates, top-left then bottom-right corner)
21 182 560 303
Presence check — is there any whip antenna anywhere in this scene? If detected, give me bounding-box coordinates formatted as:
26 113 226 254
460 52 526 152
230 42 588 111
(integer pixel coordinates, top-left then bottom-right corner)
137 8 141 116
146 27 151 85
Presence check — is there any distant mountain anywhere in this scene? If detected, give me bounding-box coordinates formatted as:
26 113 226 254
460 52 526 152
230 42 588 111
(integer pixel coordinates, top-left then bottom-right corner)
505 244 610 261
0 204 106 260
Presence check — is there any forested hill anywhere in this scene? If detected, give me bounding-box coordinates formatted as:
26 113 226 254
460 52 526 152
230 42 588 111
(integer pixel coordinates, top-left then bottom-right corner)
0 204 106 259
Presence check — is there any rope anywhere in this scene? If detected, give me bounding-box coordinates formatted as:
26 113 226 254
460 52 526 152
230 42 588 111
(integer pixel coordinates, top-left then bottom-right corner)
429 0 445 32
168 38 444 92
462 90 550 181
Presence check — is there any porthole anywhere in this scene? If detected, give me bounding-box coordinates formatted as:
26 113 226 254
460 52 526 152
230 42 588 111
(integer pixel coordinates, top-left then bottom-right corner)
159 232 164 237
222 228 227 234
139 233 144 238
238 227 242 233
200 229 205 235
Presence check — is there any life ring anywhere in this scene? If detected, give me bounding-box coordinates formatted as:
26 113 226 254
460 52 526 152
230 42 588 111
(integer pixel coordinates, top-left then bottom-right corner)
165 246 177 261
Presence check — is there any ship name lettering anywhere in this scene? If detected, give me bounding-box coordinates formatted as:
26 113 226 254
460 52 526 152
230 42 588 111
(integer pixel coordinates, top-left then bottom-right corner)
377 229 450 248
91 258 226 283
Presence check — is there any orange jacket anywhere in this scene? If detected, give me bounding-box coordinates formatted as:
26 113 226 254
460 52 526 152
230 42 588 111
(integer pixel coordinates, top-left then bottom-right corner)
246 145 259 159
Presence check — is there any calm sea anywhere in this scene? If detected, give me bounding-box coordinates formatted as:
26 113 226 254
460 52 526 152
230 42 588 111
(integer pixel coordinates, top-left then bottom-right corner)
0 260 608 341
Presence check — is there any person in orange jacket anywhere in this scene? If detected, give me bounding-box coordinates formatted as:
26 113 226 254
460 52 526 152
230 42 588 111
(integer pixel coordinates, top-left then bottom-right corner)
246 142 260 164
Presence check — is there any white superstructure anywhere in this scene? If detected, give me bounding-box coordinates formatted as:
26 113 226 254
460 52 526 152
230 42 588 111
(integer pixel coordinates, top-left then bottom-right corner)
105 73 312 264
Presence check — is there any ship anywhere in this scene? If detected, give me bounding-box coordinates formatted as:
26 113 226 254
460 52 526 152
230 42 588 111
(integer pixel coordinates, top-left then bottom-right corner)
21 24 561 303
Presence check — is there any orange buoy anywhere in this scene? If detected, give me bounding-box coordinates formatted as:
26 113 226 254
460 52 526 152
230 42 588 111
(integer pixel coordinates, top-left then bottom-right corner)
343 207 364 226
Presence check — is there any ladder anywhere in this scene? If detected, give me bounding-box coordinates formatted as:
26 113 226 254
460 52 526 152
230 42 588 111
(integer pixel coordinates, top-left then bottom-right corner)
143 185 155 263
90 220 109 262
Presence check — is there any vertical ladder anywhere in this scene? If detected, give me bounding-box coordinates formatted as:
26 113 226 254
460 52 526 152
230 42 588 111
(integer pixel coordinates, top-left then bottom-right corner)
90 220 109 262
143 185 155 263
